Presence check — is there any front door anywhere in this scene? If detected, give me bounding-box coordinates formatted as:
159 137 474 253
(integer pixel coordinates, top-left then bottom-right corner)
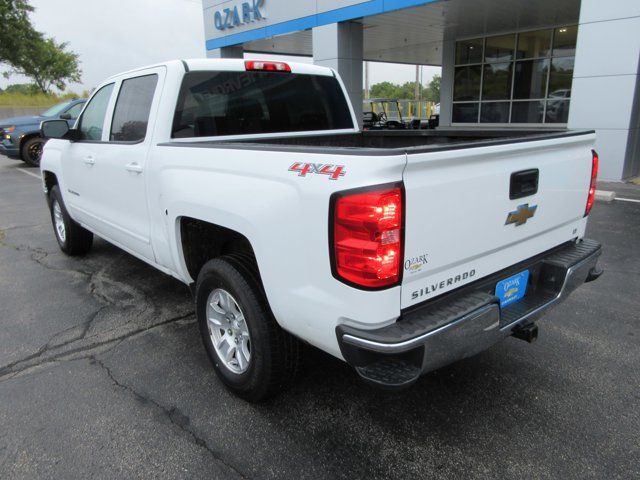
62 82 115 233
62 69 163 261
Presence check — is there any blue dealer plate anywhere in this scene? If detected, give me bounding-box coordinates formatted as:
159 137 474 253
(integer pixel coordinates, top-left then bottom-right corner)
495 270 529 308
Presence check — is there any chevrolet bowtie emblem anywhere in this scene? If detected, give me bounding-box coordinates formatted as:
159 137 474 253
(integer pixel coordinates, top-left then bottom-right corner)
505 203 537 226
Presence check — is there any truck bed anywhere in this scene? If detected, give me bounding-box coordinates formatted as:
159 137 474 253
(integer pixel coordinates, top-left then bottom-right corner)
160 126 597 311
163 129 594 155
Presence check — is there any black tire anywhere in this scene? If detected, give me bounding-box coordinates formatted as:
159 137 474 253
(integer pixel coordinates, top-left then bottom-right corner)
48 185 93 255
21 136 46 167
196 254 302 402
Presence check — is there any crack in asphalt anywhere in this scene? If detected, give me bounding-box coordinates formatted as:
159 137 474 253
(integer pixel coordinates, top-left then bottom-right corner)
0 238 93 279
0 229 194 381
0 212 241 474
0 311 195 381
92 357 248 480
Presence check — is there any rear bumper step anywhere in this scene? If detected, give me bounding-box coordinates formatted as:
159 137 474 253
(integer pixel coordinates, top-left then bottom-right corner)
337 238 602 389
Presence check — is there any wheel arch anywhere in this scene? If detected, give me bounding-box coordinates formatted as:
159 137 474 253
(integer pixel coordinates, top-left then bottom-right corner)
178 216 259 284
18 131 42 154
42 170 59 195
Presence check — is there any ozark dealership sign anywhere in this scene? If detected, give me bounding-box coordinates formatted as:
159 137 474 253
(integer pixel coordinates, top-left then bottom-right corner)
214 0 266 30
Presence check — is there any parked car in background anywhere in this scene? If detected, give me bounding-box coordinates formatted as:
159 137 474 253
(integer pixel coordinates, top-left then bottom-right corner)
0 99 85 166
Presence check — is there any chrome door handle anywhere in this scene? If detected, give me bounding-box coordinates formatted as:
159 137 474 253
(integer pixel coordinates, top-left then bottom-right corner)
83 156 95 165
125 162 143 174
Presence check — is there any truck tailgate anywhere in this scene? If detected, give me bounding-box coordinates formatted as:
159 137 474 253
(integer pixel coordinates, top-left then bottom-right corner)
401 132 596 309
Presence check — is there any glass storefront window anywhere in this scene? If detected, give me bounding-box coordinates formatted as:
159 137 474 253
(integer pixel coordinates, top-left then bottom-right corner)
545 99 570 123
511 101 544 123
456 38 483 64
452 103 479 122
516 29 552 59
548 56 574 95
553 26 578 57
513 59 549 99
480 102 510 123
482 63 512 100
485 34 515 63
454 65 482 101
452 25 577 124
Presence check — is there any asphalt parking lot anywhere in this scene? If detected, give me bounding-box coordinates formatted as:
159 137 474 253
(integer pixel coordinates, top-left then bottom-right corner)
0 158 638 479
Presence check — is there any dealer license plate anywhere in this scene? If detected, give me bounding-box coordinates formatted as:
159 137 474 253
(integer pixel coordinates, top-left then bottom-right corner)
495 270 529 308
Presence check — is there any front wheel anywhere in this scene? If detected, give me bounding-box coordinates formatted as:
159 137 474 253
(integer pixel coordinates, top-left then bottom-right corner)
48 185 93 255
196 255 302 402
21 136 46 167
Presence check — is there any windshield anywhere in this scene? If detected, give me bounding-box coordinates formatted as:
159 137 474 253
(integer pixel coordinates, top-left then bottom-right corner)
172 71 354 138
41 101 73 117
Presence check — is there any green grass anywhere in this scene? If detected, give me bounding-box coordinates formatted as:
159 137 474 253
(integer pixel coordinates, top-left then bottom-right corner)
0 92 79 107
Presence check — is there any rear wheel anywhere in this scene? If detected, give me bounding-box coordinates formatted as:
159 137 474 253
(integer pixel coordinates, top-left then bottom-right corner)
48 185 93 255
21 136 46 167
196 255 302 402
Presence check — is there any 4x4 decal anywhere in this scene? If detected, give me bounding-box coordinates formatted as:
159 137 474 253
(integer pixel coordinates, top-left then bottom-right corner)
289 162 346 180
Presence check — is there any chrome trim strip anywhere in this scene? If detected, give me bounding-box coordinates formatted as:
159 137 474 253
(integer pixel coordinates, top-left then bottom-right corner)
342 304 497 353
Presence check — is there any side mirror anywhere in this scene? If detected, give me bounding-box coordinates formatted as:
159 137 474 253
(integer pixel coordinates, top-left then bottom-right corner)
41 119 81 141
59 113 72 120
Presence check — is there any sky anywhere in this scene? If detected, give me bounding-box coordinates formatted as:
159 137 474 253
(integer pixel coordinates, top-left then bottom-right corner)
0 0 441 93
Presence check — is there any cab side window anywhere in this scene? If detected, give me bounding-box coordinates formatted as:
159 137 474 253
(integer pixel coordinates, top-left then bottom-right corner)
77 84 114 141
110 74 158 142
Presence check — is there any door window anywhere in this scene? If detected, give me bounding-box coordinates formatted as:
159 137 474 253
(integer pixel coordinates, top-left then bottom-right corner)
77 84 114 140
110 74 158 142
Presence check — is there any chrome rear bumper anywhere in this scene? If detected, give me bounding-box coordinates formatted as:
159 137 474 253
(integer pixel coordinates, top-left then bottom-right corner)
337 239 602 389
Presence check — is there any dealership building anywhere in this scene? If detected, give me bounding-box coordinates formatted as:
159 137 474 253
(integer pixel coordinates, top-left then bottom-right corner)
202 0 640 180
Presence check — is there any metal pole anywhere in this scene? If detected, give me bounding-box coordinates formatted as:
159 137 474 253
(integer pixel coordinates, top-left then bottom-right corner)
364 61 370 100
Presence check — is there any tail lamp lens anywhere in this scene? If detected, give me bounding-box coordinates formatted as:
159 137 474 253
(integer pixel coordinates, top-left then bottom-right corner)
332 185 403 288
585 150 599 216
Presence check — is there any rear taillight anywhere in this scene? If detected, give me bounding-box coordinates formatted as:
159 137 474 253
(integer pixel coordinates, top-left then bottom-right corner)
331 184 403 289
585 150 599 216
244 60 291 72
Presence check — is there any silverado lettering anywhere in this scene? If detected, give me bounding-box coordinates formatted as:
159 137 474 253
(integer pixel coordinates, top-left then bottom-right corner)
411 269 477 300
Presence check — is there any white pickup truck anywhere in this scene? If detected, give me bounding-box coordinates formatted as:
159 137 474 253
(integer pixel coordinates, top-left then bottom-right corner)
40 59 602 401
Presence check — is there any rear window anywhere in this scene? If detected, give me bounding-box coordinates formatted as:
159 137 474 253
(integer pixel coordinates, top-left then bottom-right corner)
172 71 353 138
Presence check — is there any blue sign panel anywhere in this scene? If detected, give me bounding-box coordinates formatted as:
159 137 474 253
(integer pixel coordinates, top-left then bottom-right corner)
495 270 530 308
214 0 266 31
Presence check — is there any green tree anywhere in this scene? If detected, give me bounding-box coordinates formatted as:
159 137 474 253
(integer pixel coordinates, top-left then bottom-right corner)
396 81 419 99
1 0 81 93
5 37 81 93
370 81 399 98
0 0 38 66
370 76 441 101
425 74 441 102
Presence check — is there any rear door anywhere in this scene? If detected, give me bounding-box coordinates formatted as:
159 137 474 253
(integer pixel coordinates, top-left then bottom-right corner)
400 133 595 309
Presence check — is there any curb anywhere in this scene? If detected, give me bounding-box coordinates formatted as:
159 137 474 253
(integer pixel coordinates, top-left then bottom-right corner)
595 190 616 203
